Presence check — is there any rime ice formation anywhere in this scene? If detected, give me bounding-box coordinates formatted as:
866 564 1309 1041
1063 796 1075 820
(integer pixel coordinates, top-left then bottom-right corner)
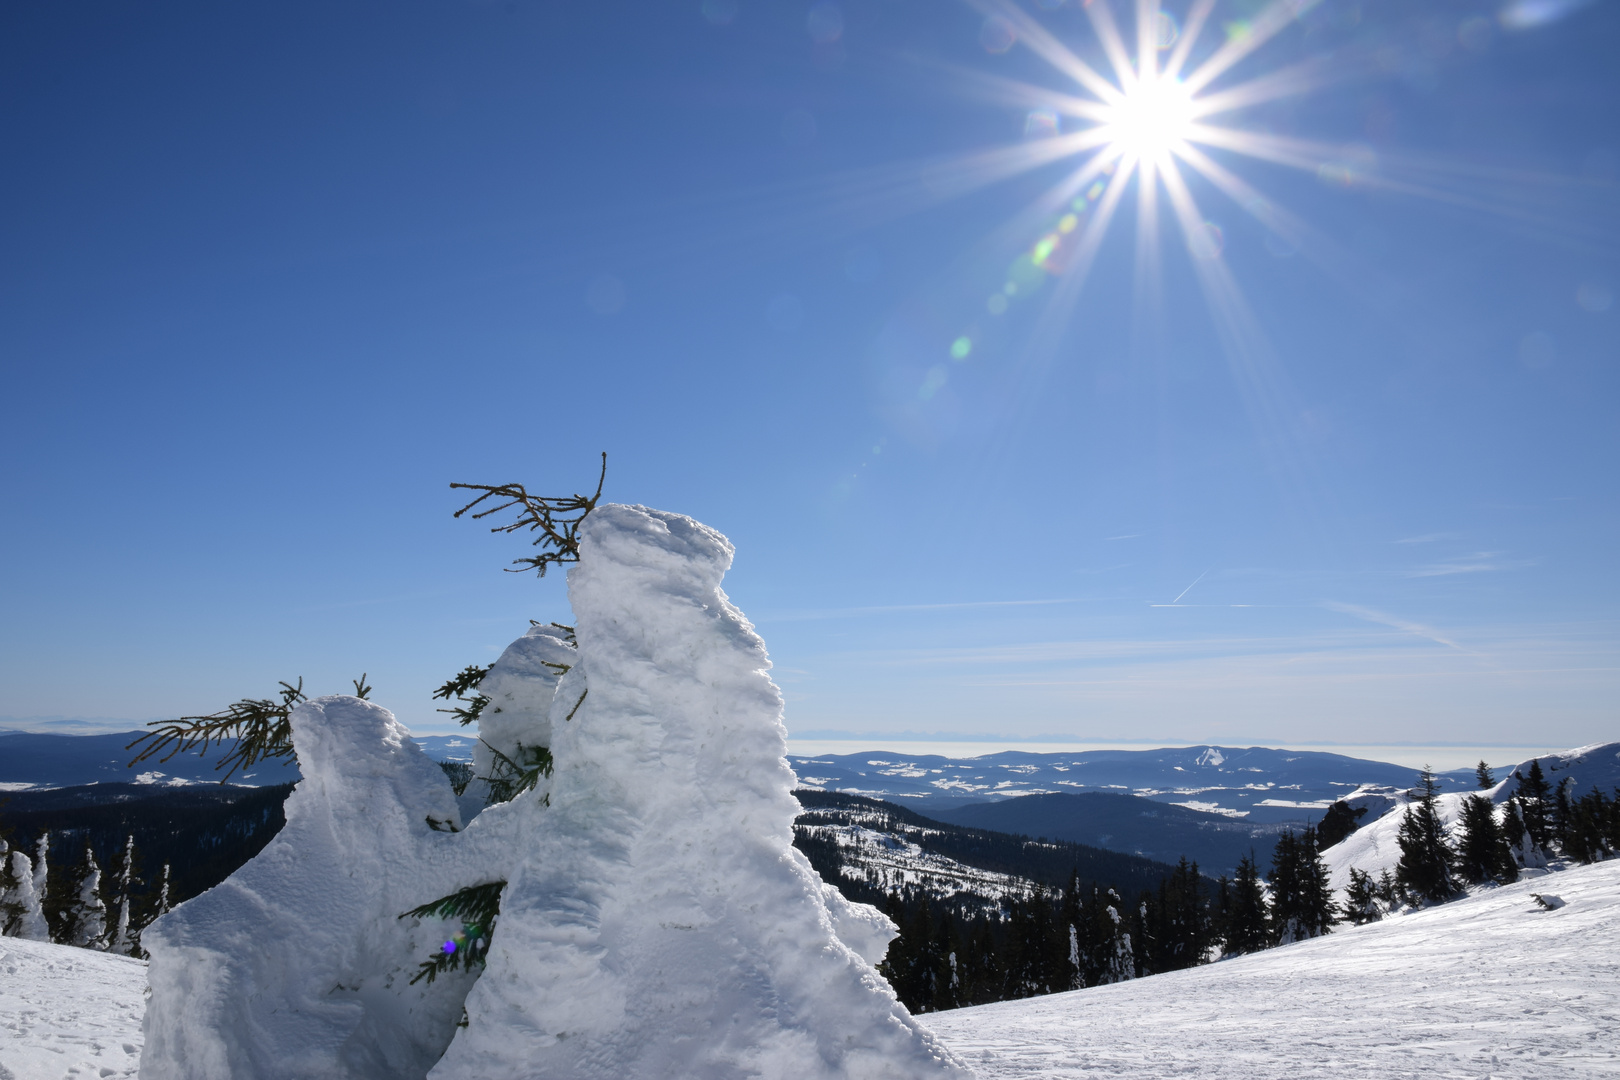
139 697 480 1080
458 621 577 819
429 504 968 1080
136 503 950 1079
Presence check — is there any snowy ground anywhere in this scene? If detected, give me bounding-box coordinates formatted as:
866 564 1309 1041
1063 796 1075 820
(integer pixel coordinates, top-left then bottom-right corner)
0 937 145 1080
930 859 1620 1079
4 862 1617 1078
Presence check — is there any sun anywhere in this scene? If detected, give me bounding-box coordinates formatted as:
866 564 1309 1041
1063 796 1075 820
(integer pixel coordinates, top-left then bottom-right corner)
1101 75 1196 162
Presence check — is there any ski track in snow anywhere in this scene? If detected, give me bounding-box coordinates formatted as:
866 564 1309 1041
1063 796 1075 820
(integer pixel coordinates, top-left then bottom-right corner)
0 938 145 1080
928 859 1620 1079
3 862 1618 1078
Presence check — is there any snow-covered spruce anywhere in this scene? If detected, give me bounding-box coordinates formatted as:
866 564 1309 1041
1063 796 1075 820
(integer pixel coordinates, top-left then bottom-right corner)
140 503 964 1080
430 504 967 1079
139 697 480 1080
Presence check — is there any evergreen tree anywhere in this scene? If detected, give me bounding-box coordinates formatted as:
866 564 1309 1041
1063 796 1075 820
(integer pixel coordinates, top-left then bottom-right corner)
1099 889 1135 985
0 842 48 941
106 834 139 956
1515 759 1553 850
1564 788 1615 865
1456 794 1515 885
65 845 108 949
1210 874 1232 956
1395 766 1457 904
1500 797 1542 870
1343 868 1381 924
1475 760 1495 790
1154 858 1208 971
1552 777 1575 854
1316 800 1368 849
1060 872 1084 991
1269 828 1334 943
1225 852 1269 955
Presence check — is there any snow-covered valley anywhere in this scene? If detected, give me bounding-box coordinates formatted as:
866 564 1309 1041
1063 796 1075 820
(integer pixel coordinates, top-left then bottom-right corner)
5 858 1616 1079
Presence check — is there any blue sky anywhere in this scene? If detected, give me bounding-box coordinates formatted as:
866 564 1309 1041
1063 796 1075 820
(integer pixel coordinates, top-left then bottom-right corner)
1 0 1616 749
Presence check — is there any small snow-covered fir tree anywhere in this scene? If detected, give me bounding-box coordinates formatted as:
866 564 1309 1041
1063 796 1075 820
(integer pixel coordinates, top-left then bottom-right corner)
1395 766 1457 904
105 834 137 956
68 845 108 949
1 841 51 940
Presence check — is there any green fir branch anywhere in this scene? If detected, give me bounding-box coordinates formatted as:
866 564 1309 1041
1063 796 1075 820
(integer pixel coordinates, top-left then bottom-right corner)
399 881 505 985
479 740 554 805
433 664 495 727
127 679 308 782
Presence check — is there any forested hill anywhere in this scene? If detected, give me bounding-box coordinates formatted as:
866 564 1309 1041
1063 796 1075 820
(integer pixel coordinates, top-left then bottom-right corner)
931 791 1294 877
793 789 1182 902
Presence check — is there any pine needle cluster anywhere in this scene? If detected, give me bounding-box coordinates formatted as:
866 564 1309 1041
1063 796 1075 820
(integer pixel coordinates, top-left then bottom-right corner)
399 881 505 985
127 680 308 782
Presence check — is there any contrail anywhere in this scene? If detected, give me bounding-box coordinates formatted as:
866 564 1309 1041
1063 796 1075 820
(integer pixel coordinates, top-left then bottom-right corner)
1171 570 1209 605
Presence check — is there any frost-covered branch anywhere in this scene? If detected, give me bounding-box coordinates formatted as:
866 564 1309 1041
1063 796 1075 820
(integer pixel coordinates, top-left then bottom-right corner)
449 453 607 576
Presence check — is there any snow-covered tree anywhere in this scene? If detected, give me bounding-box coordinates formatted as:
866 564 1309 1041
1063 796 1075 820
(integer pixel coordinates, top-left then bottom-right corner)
67 845 107 949
105 834 137 956
1 841 50 941
140 498 967 1080
1395 767 1457 904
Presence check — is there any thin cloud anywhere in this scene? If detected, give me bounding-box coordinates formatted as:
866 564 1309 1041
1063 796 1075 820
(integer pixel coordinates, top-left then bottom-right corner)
1322 601 1462 649
1394 532 1455 544
1406 552 1522 577
758 597 1097 623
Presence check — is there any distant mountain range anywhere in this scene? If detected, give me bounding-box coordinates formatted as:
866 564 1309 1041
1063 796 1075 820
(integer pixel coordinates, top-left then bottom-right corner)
786 745 1487 822
9 729 1597 878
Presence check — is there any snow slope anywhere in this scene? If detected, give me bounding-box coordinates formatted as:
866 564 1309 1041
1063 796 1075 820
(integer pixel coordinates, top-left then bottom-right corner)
0 935 146 1080
1321 741 1620 894
930 858 1620 1079
7 861 1619 1078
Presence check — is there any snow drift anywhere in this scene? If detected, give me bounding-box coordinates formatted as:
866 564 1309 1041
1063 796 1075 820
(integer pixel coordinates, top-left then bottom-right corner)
139 504 965 1080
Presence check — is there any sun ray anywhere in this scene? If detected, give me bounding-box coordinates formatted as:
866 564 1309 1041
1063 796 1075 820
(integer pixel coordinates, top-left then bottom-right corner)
1189 55 1345 119
1182 0 1322 96
1083 0 1141 91
967 0 1125 104
1136 0 1161 84
1162 0 1217 82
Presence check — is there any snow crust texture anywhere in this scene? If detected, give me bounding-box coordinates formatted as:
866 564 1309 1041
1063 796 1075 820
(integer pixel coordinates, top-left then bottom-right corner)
930 858 1620 1079
430 504 967 1080
139 697 481 1080
0 936 146 1080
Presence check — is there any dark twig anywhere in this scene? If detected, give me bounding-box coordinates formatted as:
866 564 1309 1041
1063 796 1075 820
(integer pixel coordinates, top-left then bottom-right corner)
450 453 607 576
